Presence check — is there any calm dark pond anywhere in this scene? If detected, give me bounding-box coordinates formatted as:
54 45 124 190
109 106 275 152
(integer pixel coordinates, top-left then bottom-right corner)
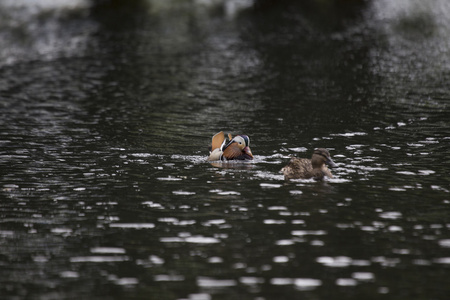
1 0 449 299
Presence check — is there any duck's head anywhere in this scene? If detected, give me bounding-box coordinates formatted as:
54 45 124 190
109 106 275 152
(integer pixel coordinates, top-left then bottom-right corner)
236 135 253 158
312 148 337 168
236 135 250 148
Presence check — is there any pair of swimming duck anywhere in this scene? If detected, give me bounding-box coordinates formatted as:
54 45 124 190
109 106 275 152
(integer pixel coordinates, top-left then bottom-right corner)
207 131 337 180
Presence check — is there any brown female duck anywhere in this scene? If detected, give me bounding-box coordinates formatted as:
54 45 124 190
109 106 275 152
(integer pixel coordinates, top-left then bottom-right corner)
281 148 337 180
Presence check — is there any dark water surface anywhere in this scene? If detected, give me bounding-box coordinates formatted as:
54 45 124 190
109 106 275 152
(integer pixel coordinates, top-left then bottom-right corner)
1 0 449 299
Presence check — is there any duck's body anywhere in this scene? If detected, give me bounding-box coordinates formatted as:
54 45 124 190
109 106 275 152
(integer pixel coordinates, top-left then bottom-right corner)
281 148 337 180
208 131 253 161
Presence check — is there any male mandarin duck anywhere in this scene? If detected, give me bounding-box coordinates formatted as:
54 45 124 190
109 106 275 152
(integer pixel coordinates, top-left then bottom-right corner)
281 148 337 180
208 131 253 161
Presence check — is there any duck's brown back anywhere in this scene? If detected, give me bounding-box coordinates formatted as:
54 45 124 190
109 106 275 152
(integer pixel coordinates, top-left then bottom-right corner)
282 157 332 180
281 157 313 179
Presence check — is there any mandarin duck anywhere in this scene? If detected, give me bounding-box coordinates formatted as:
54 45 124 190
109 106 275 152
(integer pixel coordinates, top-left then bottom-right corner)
281 148 337 180
208 131 253 161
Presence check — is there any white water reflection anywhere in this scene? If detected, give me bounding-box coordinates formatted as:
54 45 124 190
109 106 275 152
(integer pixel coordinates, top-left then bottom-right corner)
294 278 323 291
185 236 220 244
291 230 327 236
264 219 286 225
273 256 289 263
60 271 80 278
260 183 282 188
70 256 129 263
202 219 227 226
239 276 264 285
270 278 322 291
289 190 303 195
209 189 241 196
172 190 196 195
438 239 450 248
352 272 375 282
113 277 139 285
154 274 185 281
187 293 211 300
330 132 368 137
109 223 155 229
172 220 196 226
50 228 72 235
433 257 450 264
336 278 358 286
379 211 403 220
160 236 221 244
197 277 237 288
275 239 295 246
157 176 183 181
90 247 126 254
142 201 165 209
